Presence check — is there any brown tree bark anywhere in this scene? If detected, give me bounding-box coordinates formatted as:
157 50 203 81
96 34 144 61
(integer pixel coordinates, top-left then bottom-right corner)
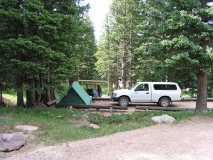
121 46 128 89
26 78 35 108
26 89 33 108
196 69 208 112
16 76 24 107
121 0 129 89
0 82 4 106
34 76 41 105
50 88 56 100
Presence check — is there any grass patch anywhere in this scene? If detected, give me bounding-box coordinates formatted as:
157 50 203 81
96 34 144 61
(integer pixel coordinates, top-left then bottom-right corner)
0 107 212 145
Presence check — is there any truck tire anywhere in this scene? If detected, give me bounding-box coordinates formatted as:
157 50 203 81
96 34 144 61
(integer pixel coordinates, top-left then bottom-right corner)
119 96 129 107
159 97 171 107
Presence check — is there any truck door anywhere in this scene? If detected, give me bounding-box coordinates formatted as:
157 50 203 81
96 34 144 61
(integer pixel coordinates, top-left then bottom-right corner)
131 83 151 102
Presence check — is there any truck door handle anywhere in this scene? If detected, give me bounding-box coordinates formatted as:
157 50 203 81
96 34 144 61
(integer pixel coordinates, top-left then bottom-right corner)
146 92 149 94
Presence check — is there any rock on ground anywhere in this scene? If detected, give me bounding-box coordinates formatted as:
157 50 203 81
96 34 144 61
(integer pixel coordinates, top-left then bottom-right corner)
151 114 176 124
15 125 39 134
88 124 100 129
0 132 26 152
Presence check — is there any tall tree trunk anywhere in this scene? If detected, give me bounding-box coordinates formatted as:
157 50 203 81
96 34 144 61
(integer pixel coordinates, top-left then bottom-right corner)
39 74 45 104
26 78 35 108
0 83 4 106
34 76 41 105
47 87 51 102
0 90 3 105
121 41 128 89
50 88 56 100
26 89 33 108
46 71 51 103
196 69 208 112
16 76 24 107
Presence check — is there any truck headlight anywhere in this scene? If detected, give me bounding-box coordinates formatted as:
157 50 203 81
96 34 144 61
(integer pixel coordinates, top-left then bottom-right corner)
112 93 117 97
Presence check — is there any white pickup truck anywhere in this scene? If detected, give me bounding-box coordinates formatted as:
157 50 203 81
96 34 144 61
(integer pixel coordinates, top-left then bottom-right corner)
112 82 181 107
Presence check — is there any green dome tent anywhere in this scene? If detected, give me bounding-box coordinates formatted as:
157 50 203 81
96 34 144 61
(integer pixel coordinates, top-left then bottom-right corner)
57 81 92 107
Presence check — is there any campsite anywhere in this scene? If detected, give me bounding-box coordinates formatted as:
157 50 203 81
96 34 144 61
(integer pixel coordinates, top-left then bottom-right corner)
0 0 213 160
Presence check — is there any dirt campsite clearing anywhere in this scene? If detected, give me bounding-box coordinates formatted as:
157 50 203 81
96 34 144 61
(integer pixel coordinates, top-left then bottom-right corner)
5 117 213 160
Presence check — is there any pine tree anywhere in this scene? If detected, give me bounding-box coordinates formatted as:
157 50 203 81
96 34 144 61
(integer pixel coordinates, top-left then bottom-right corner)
0 0 96 107
142 0 213 112
96 0 140 89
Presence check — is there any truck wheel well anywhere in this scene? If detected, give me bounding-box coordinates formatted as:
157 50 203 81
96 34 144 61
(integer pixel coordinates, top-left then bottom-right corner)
119 96 131 102
158 96 171 103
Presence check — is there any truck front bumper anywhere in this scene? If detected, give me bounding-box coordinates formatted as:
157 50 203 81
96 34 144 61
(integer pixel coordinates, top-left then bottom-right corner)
111 97 119 102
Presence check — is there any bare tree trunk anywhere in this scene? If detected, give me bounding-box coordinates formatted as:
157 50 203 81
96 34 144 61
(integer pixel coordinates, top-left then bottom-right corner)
121 47 128 89
26 78 35 108
0 82 4 106
121 0 130 89
196 69 208 112
0 91 3 105
17 87 24 107
16 75 24 107
39 74 45 104
26 89 33 107
46 70 52 103
34 76 41 105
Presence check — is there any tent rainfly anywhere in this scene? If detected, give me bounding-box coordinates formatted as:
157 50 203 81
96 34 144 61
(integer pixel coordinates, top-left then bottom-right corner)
57 81 92 107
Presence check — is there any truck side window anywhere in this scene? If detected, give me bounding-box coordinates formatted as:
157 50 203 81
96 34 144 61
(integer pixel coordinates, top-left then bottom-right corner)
154 84 177 90
135 84 149 91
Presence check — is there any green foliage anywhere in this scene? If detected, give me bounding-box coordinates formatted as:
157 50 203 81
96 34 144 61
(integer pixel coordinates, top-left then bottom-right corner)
0 0 96 106
143 0 213 71
96 0 213 95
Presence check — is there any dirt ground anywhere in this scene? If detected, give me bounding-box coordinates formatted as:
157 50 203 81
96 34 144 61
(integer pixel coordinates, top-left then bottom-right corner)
172 101 213 108
4 117 213 160
93 100 213 109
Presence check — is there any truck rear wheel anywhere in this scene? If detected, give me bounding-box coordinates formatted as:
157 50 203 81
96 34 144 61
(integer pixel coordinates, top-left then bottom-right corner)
159 97 171 107
119 96 129 107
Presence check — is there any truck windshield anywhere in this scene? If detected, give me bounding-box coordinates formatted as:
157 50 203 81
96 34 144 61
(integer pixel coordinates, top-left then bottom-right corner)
130 84 139 90
131 83 149 91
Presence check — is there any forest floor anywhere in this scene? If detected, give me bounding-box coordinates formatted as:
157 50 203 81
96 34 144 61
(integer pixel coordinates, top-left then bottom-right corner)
4 116 213 160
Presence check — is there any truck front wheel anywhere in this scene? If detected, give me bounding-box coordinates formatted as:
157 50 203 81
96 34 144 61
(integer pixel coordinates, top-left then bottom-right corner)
119 96 129 107
159 97 171 107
